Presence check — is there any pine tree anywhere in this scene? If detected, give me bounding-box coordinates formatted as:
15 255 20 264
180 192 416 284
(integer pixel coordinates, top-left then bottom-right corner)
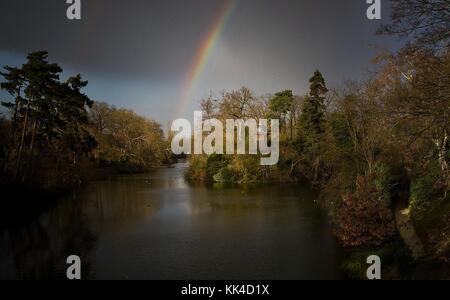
299 70 328 139
298 70 328 182
0 51 97 184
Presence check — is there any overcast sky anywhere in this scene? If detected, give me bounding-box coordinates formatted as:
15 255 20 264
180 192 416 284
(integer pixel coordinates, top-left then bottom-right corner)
0 0 402 125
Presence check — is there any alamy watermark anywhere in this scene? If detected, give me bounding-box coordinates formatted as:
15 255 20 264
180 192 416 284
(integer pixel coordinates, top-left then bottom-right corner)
366 255 382 280
66 255 81 280
171 111 280 166
366 0 382 20
66 0 81 20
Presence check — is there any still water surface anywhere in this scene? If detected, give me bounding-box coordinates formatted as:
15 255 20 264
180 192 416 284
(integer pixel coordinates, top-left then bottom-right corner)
0 163 343 279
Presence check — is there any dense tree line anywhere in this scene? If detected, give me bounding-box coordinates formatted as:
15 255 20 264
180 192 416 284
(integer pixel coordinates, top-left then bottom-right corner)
0 52 167 191
89 102 167 173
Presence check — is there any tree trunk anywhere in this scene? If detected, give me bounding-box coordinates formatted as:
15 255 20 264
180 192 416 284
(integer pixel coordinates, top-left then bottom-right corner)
13 99 30 183
3 94 21 173
11 93 20 139
313 156 320 183
56 152 61 171
22 120 38 183
435 131 449 195
290 114 293 141
434 134 448 170
289 160 300 177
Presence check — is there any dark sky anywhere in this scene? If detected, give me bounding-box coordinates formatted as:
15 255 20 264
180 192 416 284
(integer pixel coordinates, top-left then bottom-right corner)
0 0 401 125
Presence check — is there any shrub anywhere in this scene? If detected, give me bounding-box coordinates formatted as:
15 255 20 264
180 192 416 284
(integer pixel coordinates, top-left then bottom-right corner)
206 154 230 181
213 166 234 183
185 155 208 181
229 155 264 184
335 175 397 247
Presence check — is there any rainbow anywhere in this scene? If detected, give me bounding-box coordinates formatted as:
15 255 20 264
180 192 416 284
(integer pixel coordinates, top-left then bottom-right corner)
175 0 237 119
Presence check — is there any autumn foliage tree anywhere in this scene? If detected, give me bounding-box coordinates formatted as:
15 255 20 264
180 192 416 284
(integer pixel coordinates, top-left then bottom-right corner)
335 176 397 247
89 102 167 172
378 0 450 52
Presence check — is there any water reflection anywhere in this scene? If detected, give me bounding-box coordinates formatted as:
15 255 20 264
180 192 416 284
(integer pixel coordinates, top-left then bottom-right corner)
0 194 97 279
0 163 342 280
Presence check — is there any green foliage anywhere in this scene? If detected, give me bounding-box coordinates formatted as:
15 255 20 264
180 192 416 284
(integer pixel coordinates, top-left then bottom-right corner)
187 153 265 184
269 90 293 119
206 154 230 181
229 155 265 184
213 166 234 183
327 112 353 151
293 70 329 183
373 163 397 207
410 174 439 220
269 90 293 111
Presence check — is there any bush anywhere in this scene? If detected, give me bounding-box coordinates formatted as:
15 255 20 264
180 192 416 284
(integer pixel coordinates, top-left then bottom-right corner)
213 166 234 183
335 176 397 247
206 154 230 181
185 155 208 181
229 155 265 184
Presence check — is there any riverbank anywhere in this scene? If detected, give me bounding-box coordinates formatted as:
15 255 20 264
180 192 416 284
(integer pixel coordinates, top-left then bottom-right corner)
0 162 174 225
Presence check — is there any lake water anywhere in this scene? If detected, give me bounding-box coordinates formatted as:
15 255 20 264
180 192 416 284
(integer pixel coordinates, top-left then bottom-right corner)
0 162 343 279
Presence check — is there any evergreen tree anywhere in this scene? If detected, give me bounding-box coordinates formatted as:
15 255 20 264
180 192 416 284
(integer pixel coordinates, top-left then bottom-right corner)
298 70 328 182
0 51 96 184
0 66 25 172
299 70 328 139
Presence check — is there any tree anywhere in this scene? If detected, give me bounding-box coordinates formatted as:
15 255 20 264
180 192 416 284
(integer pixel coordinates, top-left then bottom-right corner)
1 51 97 185
0 66 25 173
374 48 450 193
51 75 96 169
200 93 219 119
4 51 63 181
269 90 294 140
298 70 328 181
299 70 328 137
89 103 166 171
378 0 450 52
377 0 450 198
0 116 8 172
218 87 254 120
